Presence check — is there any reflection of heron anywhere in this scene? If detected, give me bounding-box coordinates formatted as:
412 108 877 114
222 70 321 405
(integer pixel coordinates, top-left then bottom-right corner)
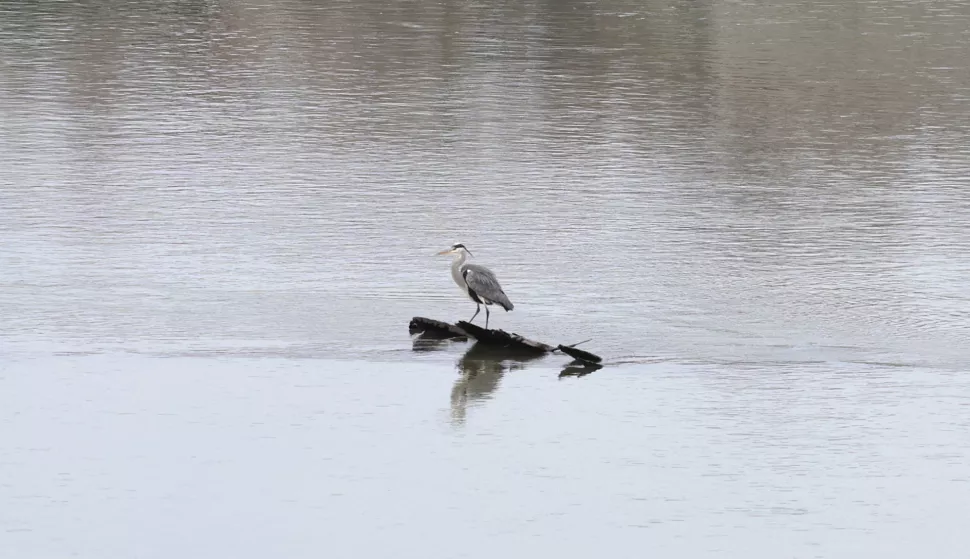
436 243 513 329
450 343 545 423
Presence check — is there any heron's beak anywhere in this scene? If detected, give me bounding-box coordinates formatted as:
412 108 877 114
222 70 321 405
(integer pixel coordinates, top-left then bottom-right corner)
435 249 454 256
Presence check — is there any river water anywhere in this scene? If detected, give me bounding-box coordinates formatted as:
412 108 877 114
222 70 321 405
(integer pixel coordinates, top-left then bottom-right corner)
2 1 970 557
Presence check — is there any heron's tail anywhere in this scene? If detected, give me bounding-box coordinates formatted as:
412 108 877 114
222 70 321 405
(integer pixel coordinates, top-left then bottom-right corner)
496 293 514 312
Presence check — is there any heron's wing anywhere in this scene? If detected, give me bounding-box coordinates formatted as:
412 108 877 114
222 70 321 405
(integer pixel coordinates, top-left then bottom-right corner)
462 264 514 311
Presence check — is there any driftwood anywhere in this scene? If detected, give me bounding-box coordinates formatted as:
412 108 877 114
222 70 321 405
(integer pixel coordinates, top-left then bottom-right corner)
456 321 554 356
556 344 603 364
409 316 603 365
409 317 469 340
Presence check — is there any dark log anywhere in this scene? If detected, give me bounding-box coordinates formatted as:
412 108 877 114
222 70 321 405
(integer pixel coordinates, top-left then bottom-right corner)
456 321 555 355
408 317 604 365
409 317 469 340
556 344 603 364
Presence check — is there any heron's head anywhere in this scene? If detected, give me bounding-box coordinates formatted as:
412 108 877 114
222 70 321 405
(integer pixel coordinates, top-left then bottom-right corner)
436 243 473 257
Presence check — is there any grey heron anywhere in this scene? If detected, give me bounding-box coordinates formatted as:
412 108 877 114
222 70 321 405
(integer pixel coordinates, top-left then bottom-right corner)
436 243 514 329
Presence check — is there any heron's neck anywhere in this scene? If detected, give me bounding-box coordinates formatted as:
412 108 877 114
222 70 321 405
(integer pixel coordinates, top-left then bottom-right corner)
450 251 470 293
451 250 469 270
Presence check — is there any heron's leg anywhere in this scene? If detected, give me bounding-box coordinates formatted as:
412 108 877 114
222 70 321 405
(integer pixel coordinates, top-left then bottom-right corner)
469 304 480 323
485 306 490 329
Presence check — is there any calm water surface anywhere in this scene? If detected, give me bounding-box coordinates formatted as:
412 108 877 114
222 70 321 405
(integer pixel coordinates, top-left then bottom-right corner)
2 1 970 557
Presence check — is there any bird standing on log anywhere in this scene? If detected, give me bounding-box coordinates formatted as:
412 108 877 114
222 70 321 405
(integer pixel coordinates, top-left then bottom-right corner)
437 243 514 329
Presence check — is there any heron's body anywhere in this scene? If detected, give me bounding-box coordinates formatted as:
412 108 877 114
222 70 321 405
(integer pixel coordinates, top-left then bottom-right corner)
438 243 513 328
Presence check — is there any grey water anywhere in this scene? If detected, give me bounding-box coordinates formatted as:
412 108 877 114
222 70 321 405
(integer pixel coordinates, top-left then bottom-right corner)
2 1 970 557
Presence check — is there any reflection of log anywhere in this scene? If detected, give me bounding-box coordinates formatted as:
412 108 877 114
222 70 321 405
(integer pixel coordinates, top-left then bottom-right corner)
456 321 554 355
409 317 468 340
559 359 603 378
